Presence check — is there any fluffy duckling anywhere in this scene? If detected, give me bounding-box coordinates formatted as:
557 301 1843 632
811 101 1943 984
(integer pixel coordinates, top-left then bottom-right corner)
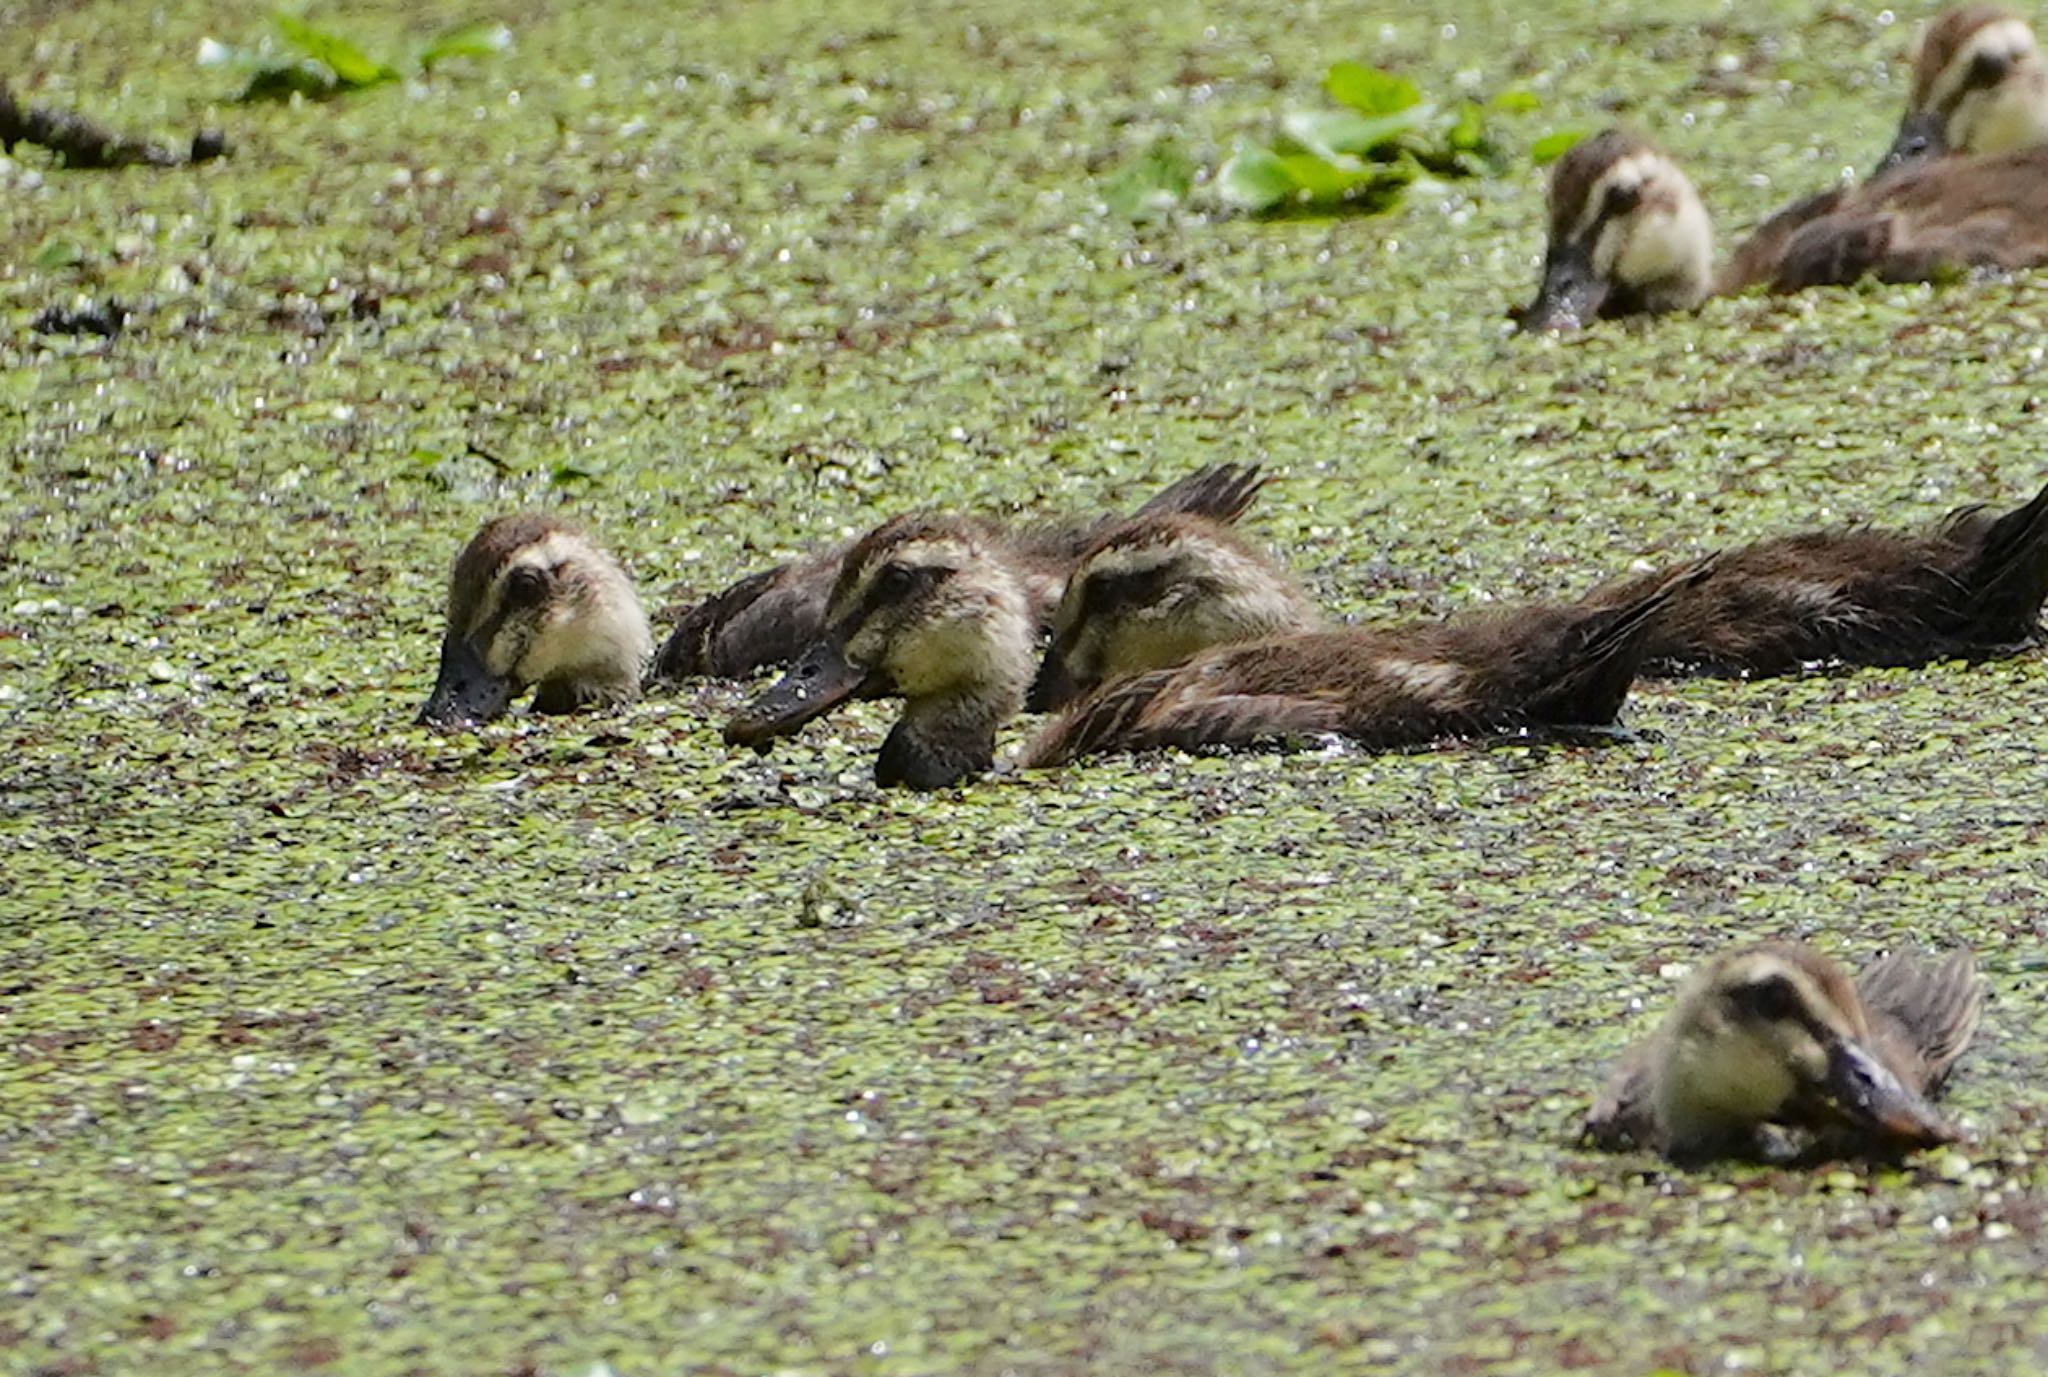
653 464 1269 683
1523 119 2048 325
722 514 1037 790
418 513 653 727
1580 479 2048 676
1027 512 1321 712
1021 560 1714 769
1880 5 2048 171
1585 943 1983 1162
1517 129 1715 332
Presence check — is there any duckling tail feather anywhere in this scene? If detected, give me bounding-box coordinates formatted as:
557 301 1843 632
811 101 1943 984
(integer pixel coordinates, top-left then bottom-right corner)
1948 477 2048 644
1525 556 1718 726
1855 948 1985 1093
1130 464 1270 526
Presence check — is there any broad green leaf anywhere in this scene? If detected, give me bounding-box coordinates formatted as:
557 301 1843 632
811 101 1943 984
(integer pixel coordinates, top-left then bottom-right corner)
1324 61 1421 116
1215 145 1299 211
1275 151 1363 202
273 11 397 88
1102 140 1196 220
1445 101 1487 152
1531 129 1589 165
1279 107 1423 160
1489 87 1542 113
419 20 514 72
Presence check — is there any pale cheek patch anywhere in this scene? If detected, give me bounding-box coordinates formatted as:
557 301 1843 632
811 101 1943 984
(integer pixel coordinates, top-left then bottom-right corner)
1955 67 2048 154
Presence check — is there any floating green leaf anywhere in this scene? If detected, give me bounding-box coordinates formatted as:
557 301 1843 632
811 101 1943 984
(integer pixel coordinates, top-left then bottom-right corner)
206 9 508 102
1531 130 1589 165
1324 61 1422 116
1101 139 1196 220
417 20 514 72
273 12 399 88
1215 145 1300 212
1278 108 1426 162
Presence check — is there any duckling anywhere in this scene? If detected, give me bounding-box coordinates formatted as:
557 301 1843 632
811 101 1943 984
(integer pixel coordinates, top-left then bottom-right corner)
1516 129 1715 332
1580 478 2048 676
418 513 653 727
722 514 1038 790
1027 512 1321 712
653 464 1269 683
1585 943 1983 1162
1021 560 1714 769
1878 5 2048 172
1523 122 2048 326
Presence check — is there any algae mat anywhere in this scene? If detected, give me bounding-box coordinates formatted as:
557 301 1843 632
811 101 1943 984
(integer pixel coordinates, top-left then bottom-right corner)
7 0 2048 1372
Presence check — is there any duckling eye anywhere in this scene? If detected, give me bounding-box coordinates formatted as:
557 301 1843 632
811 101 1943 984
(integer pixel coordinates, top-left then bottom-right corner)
875 563 940 599
1731 975 1798 1023
504 565 551 608
1967 48 2012 91
1603 183 1643 218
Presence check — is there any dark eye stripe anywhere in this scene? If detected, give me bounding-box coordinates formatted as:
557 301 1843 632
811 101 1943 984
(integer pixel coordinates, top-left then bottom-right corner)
1078 559 1189 623
855 562 947 623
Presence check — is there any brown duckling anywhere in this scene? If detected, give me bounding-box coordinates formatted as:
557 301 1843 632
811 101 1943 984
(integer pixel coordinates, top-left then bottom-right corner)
653 464 1269 683
1027 511 1321 712
723 514 1039 790
1517 129 1716 331
1580 479 2048 676
1880 5 2048 171
1585 942 1983 1162
1021 560 1714 770
418 513 653 727
1523 110 2048 327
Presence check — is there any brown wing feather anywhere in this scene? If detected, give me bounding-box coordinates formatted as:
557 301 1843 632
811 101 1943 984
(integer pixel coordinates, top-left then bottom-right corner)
1855 948 1985 1093
1719 186 1849 295
1022 664 1344 767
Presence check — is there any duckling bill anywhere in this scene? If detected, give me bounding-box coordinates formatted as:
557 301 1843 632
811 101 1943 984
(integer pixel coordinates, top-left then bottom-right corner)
1586 943 1983 1162
419 513 653 727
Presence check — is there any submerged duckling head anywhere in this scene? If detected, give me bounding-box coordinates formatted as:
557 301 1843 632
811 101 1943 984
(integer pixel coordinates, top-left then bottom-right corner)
1649 944 1956 1159
1518 129 1714 333
1028 513 1319 712
1880 5 2048 172
419 513 653 727
723 515 1037 789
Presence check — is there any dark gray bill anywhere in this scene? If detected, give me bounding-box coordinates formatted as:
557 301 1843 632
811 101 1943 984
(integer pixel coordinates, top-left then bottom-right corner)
1517 241 1607 333
1821 1040 1955 1147
418 632 518 727
723 631 877 750
1873 109 1947 179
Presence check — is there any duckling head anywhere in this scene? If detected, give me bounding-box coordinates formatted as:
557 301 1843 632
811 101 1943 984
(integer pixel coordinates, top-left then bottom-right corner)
1028 514 1317 712
724 516 1037 787
1880 5 2048 172
1517 129 1714 333
418 513 653 727
1652 944 1955 1159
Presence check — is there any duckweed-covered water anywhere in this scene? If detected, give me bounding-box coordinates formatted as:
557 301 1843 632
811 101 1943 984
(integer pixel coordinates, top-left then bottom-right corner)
7 0 2048 1372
